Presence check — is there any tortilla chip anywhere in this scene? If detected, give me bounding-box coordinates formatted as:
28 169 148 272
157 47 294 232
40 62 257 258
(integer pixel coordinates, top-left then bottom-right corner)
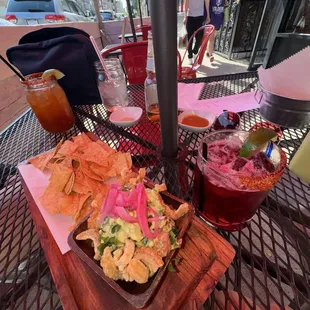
84 177 109 198
58 140 78 157
74 194 92 223
80 142 110 166
72 133 92 151
29 152 51 171
79 159 105 182
40 184 64 214
109 153 132 175
89 163 114 180
64 173 75 195
57 194 79 216
72 182 91 194
96 140 116 156
29 139 64 171
49 165 73 192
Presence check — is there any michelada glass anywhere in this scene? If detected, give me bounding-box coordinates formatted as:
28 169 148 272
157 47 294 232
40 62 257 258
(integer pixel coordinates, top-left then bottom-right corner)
193 130 286 231
22 73 75 133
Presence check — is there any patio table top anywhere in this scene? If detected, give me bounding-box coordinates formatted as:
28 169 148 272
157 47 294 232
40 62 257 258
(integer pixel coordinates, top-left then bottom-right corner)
0 71 309 309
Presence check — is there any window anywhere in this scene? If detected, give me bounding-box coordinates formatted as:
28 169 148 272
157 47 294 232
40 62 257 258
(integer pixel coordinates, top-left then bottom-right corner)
61 0 70 12
68 1 84 16
7 0 55 13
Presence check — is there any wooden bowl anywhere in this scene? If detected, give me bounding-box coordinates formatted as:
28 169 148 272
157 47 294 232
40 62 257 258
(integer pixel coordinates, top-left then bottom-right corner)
68 186 194 308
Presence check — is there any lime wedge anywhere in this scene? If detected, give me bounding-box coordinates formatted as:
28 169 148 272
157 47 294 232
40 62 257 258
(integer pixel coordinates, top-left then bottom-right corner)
240 128 277 158
42 69 65 81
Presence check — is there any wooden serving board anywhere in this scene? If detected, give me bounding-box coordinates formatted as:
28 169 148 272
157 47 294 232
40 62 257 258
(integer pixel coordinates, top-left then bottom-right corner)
21 176 235 310
19 132 235 309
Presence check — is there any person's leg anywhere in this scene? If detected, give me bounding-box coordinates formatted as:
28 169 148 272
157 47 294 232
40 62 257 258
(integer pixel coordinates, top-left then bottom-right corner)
192 16 204 55
186 17 195 59
207 30 216 61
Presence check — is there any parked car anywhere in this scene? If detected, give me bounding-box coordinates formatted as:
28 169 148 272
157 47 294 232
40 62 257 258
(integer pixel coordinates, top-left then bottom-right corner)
0 18 16 25
100 10 115 21
5 0 92 25
115 13 124 20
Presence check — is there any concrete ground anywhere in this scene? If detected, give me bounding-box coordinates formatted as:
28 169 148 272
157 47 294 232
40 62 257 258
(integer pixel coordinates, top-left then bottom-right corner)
179 47 249 77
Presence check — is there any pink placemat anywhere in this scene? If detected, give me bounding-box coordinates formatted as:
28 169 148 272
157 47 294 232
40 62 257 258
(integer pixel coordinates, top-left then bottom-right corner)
178 82 205 106
18 164 73 254
178 90 259 115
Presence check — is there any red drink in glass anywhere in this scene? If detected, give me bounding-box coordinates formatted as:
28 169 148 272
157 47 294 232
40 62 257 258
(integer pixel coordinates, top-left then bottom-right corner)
193 130 286 231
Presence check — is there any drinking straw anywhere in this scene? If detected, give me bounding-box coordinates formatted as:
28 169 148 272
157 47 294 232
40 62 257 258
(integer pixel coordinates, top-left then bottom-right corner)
202 143 208 161
0 55 25 81
89 36 111 80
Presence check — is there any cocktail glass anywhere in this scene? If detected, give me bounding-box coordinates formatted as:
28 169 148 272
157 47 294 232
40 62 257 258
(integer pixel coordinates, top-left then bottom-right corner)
95 59 128 112
193 130 287 231
22 73 75 133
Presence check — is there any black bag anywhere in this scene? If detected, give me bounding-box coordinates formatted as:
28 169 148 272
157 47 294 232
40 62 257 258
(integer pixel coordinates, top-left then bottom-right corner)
7 27 101 106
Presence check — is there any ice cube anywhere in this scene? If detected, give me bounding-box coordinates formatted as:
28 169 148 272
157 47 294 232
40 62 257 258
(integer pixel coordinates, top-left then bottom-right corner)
254 152 275 173
232 158 248 171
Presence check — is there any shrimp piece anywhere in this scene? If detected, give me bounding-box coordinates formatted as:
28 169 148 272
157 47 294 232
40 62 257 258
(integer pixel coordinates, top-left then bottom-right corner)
113 248 123 262
134 247 164 275
115 239 135 271
165 203 189 220
153 231 171 257
100 247 119 280
154 184 167 192
124 258 149 284
76 229 101 260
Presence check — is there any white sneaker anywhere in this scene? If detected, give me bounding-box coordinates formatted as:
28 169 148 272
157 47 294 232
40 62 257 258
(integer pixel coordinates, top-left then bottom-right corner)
189 58 193 65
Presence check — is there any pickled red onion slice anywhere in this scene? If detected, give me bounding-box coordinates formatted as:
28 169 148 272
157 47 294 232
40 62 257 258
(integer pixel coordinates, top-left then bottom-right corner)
136 183 158 239
116 206 138 223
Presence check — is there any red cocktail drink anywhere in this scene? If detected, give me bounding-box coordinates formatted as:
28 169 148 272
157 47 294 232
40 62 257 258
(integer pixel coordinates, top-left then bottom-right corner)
193 130 286 231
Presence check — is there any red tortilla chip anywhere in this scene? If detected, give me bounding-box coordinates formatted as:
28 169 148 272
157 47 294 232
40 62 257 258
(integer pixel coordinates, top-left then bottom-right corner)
64 172 75 195
80 142 110 166
58 140 78 157
40 184 64 214
29 139 64 171
84 177 109 198
109 152 132 175
49 165 73 192
57 194 79 216
74 194 92 223
96 140 116 155
89 163 114 180
79 159 105 182
29 152 51 171
71 133 92 152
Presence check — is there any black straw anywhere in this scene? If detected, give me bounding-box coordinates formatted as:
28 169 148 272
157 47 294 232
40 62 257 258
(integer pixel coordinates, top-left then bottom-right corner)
202 143 208 161
0 55 25 81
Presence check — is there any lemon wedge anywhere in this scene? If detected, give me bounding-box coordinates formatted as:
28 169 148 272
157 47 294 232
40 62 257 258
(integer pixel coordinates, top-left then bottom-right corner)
240 128 277 158
42 69 65 81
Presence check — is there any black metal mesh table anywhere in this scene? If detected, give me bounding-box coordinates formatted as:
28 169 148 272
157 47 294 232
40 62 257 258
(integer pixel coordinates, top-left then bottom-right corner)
0 71 309 310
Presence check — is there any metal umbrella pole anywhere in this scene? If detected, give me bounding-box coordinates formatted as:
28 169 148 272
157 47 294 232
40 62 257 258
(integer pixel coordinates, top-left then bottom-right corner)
150 0 179 194
138 0 143 25
125 0 137 42
150 0 178 158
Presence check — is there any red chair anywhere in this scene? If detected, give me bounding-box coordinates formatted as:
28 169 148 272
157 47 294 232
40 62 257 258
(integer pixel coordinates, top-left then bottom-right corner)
179 25 215 79
135 24 152 41
101 42 148 85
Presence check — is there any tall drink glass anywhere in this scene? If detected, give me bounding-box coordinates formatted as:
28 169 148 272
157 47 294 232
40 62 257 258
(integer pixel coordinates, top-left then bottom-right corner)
193 130 286 231
95 59 128 112
22 73 75 133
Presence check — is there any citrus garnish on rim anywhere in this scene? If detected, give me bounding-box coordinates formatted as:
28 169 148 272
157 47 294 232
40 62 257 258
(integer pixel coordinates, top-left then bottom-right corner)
42 69 65 81
240 128 277 158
